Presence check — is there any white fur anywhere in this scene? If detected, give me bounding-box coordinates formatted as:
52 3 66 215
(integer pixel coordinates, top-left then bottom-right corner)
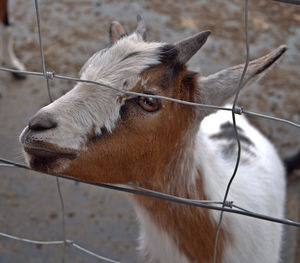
197 108 285 263
131 201 190 263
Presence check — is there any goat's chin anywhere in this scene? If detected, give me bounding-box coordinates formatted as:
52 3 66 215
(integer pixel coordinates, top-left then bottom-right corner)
21 138 79 174
23 151 75 175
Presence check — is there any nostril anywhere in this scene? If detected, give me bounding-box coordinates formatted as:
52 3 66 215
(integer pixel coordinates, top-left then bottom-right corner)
28 112 57 131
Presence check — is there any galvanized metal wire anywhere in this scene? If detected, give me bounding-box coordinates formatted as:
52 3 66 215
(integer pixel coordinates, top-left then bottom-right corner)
0 232 120 263
0 157 300 228
0 68 299 129
273 0 300 5
34 0 66 262
213 1 249 261
0 0 299 263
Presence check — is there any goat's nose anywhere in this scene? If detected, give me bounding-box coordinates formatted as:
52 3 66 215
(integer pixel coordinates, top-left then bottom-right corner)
28 112 57 131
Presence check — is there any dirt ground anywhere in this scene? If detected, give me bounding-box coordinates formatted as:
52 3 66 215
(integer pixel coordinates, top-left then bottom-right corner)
0 0 299 262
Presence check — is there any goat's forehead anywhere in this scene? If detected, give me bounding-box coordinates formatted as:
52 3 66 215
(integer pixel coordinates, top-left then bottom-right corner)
80 33 168 89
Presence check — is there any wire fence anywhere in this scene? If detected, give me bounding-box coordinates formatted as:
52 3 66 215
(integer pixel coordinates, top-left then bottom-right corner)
0 0 299 262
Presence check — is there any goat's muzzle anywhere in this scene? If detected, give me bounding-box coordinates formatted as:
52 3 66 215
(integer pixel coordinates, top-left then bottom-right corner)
20 113 79 173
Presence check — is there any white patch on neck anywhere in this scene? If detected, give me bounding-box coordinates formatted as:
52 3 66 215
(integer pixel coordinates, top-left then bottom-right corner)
130 198 189 263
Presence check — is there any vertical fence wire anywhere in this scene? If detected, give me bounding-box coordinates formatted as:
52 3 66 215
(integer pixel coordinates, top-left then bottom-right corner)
213 1 249 261
34 0 66 261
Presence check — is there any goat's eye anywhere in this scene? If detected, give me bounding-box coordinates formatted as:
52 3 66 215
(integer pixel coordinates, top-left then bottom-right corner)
138 96 161 112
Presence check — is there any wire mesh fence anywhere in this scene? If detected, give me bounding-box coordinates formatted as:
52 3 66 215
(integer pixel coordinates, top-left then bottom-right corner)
0 0 299 262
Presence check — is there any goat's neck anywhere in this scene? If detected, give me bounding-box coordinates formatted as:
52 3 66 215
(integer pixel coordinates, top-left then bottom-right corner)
131 131 225 262
138 142 202 198
136 126 203 198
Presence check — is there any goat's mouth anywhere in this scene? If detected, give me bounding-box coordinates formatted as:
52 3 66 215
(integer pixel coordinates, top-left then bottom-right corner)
24 145 78 160
23 144 78 173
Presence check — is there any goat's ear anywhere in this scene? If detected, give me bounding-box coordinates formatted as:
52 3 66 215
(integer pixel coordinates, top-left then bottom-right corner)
175 30 211 64
109 21 126 45
135 14 146 40
197 45 287 106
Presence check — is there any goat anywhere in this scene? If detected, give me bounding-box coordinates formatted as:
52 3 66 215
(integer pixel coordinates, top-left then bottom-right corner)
0 0 26 78
20 17 287 263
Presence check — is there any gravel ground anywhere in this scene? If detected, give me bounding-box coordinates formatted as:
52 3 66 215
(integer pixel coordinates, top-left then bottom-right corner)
0 0 299 262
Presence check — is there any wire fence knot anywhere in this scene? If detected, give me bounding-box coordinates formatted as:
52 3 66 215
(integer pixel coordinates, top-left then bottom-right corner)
224 200 234 208
44 71 55 79
233 106 244 115
65 239 74 246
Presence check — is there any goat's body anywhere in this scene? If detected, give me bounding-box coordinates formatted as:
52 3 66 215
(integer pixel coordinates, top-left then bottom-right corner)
131 108 286 263
19 17 288 263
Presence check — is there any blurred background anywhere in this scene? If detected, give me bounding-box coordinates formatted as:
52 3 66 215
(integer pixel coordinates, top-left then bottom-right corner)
0 0 299 262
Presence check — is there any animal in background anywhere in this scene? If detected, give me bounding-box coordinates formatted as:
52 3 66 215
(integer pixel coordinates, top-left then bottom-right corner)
0 0 26 78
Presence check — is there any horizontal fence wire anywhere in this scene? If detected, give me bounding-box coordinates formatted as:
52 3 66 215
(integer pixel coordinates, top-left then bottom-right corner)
0 157 300 228
0 66 299 129
0 232 120 263
0 0 299 262
273 0 300 5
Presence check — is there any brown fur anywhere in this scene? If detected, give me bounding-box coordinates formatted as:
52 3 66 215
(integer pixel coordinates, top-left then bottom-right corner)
0 0 8 24
64 64 227 262
64 64 196 183
135 179 227 262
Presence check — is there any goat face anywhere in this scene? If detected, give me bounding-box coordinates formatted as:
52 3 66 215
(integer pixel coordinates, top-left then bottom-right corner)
20 16 286 184
19 18 208 182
